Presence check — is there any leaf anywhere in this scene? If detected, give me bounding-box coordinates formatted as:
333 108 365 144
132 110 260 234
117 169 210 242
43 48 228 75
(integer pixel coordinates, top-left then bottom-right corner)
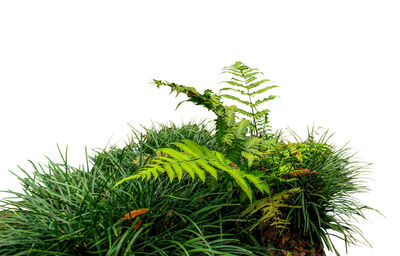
244 173 269 194
246 76 257 83
220 70 243 77
235 119 251 138
241 188 301 230
219 87 248 96
172 163 183 181
121 208 150 221
242 151 258 169
253 95 278 107
164 164 175 181
220 94 251 106
250 85 278 96
222 80 246 88
196 159 218 180
244 71 261 79
175 100 189 110
180 161 195 179
234 108 253 118
188 161 206 182
254 109 271 118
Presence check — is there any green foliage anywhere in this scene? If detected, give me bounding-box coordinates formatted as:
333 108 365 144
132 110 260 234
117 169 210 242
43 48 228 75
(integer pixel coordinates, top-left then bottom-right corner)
241 188 302 231
260 140 332 184
258 127 375 255
138 64 375 255
146 77 273 201
220 61 278 137
153 80 225 117
153 79 239 148
126 121 218 170
0 125 270 256
115 139 269 201
1 62 377 256
149 63 277 182
136 120 218 155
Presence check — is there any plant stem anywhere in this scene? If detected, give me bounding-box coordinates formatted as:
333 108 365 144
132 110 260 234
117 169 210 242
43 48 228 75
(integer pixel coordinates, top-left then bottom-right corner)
239 68 257 137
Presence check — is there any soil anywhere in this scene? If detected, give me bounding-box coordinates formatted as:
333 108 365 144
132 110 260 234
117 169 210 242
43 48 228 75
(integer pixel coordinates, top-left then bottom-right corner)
261 226 325 256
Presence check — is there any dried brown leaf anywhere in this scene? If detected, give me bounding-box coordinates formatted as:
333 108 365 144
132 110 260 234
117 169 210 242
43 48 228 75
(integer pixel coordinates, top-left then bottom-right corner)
121 208 149 221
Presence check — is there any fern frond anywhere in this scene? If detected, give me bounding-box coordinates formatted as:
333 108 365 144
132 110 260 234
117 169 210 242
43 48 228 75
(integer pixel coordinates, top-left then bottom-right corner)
223 119 250 163
116 140 268 201
220 61 278 137
240 137 263 169
153 80 225 116
244 137 263 152
241 152 258 169
216 105 237 146
234 119 251 139
153 79 243 148
241 188 302 230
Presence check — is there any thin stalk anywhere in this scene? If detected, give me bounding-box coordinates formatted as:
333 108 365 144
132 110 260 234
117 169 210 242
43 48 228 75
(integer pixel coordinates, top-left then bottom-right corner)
239 68 258 137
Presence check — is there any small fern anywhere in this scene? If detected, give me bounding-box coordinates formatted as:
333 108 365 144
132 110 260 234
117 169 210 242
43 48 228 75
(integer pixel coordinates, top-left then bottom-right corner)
220 61 278 137
115 140 269 201
241 187 301 230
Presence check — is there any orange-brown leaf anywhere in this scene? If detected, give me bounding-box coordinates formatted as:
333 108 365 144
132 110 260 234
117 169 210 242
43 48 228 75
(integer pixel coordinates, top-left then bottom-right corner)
121 208 149 221
229 163 238 168
133 218 142 229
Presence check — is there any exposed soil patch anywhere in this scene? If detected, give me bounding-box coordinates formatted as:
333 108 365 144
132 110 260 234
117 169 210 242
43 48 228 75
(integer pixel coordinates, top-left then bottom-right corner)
262 226 325 256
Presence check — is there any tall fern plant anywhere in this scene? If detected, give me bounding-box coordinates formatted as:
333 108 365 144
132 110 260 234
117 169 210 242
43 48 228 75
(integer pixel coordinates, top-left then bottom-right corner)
220 61 278 138
115 62 277 202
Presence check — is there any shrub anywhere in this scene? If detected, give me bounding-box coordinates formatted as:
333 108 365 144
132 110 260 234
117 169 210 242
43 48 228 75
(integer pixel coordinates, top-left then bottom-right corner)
0 62 376 255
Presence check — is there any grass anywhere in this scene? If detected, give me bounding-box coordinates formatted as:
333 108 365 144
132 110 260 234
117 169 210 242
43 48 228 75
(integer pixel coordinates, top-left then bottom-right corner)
253 127 375 254
0 122 267 255
0 122 375 255
1 61 377 255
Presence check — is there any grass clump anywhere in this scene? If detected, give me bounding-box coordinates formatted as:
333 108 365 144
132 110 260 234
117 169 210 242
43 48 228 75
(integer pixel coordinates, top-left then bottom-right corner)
0 123 266 255
0 62 377 255
243 127 374 254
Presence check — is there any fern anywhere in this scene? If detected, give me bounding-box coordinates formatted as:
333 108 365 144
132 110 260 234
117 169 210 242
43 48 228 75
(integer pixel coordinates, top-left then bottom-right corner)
241 187 301 230
220 61 278 137
117 64 277 202
241 137 264 169
115 140 269 201
153 80 225 117
151 75 269 183
153 79 242 149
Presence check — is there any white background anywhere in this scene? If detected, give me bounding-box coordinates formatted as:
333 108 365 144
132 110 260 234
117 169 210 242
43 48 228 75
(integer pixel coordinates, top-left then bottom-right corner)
1 1 399 255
